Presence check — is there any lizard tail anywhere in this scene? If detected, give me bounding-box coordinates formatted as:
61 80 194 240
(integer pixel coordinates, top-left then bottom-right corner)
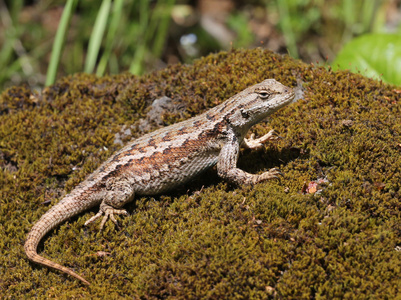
24 241 90 285
25 195 96 285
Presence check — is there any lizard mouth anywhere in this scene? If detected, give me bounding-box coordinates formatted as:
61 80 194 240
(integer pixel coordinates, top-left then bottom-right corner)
270 91 295 109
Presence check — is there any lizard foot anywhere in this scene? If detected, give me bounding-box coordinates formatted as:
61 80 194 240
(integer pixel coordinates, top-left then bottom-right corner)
252 168 283 184
84 204 128 231
243 129 280 150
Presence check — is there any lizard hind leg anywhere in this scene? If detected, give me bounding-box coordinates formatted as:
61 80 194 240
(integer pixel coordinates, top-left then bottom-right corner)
84 177 135 230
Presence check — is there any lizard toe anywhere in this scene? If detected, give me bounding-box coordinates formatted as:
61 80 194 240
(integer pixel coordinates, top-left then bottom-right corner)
99 207 128 230
84 204 128 231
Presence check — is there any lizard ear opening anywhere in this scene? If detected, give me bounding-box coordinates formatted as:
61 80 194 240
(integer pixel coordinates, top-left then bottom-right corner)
240 108 249 119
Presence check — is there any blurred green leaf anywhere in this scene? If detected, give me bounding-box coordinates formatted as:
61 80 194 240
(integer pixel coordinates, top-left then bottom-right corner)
332 33 401 85
151 0 175 58
129 0 174 75
227 13 254 48
276 0 298 58
46 0 77 86
96 0 124 76
84 0 111 74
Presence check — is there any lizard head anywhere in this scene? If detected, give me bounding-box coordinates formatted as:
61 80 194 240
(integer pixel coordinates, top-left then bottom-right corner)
227 79 295 130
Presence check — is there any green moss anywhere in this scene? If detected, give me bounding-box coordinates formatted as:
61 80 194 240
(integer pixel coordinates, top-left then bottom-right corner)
1 49 401 298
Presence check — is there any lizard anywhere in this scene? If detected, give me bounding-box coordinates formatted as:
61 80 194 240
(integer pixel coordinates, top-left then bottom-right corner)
24 79 295 285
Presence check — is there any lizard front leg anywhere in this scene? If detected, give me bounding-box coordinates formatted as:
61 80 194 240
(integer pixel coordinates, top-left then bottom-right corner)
85 177 134 230
217 138 281 185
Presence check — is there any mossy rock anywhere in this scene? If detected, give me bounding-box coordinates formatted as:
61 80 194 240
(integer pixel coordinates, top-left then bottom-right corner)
1 49 401 298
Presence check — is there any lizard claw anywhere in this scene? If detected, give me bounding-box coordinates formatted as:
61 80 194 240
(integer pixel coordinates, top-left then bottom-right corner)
84 204 128 231
253 168 283 183
270 168 283 177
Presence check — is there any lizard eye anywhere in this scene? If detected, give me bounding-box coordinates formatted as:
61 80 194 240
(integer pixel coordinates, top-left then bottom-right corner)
257 90 271 99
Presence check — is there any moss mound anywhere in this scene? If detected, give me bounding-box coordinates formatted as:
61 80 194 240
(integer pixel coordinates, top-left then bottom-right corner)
1 49 401 298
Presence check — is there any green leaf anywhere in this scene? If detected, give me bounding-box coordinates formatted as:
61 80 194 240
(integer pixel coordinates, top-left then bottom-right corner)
96 0 124 76
45 0 78 86
84 0 111 74
332 33 401 85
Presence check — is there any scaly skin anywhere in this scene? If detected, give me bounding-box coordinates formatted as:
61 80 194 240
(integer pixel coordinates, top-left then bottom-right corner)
25 79 295 285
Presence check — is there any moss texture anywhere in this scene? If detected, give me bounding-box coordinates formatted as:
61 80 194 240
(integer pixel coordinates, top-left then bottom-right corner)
1 49 401 298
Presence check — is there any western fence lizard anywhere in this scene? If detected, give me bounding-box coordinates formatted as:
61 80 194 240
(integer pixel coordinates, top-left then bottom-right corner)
25 79 295 285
